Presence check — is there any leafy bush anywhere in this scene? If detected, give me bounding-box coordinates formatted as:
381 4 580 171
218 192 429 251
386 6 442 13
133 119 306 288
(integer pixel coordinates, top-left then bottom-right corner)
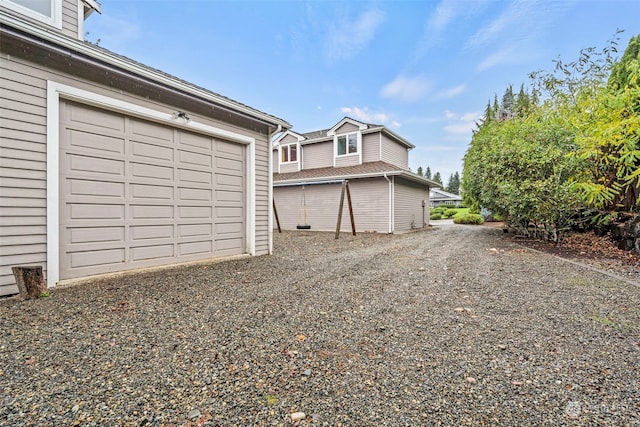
453 213 484 225
432 207 446 214
444 208 458 218
430 213 442 220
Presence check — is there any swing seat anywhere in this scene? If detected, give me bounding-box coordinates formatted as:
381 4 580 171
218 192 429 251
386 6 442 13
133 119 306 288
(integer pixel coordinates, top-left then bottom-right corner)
296 224 311 230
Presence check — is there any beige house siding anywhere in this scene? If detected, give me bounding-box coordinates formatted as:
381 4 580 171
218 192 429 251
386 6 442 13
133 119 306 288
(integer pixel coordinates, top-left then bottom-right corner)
273 178 390 233
394 178 428 231
279 162 299 174
0 53 273 295
301 142 332 170
280 134 298 144
335 122 360 134
362 132 381 163
61 0 78 38
381 133 409 169
335 154 360 168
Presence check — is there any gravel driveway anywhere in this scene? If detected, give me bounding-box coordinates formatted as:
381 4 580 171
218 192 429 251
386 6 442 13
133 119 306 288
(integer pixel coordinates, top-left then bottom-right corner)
1 224 639 426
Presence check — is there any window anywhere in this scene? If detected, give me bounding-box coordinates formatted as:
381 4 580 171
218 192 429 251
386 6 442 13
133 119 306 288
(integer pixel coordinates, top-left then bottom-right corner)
281 143 298 163
337 132 358 156
1 0 61 27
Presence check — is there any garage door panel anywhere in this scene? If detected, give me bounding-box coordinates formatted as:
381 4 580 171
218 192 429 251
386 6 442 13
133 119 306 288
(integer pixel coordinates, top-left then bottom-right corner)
131 162 174 181
179 132 213 151
130 244 174 261
131 204 174 219
178 187 212 202
178 223 212 238
68 179 125 198
67 154 125 176
178 240 213 256
68 103 125 132
68 203 125 220
60 101 245 281
178 168 212 184
131 140 174 162
69 247 125 268
68 130 125 154
69 226 125 244
130 224 174 241
178 150 212 167
130 119 173 142
131 183 174 200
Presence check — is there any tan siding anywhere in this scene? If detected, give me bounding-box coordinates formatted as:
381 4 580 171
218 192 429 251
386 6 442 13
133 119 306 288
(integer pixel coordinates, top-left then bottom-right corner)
61 0 79 38
279 163 298 174
273 178 389 233
362 132 381 163
301 142 332 170
272 150 278 171
394 178 428 231
381 134 409 169
0 53 272 294
335 155 359 168
280 134 298 144
335 122 359 134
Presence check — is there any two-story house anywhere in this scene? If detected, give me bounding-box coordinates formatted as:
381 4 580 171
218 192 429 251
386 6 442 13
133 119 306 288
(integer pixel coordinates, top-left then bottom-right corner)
272 117 437 233
0 0 290 296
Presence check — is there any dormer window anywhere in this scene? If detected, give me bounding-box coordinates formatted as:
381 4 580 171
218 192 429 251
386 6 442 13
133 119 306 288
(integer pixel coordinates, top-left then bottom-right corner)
281 143 298 163
1 0 62 27
336 132 358 156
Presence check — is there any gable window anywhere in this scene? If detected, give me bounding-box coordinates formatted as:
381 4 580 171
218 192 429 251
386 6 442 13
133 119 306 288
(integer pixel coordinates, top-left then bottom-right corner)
1 0 62 27
337 132 358 156
281 143 298 163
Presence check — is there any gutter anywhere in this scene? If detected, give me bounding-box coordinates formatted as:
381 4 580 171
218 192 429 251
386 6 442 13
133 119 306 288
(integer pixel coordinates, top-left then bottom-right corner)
0 14 290 129
273 179 345 188
268 124 283 254
383 173 393 234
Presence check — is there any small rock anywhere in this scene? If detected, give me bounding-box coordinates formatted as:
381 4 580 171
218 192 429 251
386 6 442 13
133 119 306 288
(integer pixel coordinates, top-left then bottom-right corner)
188 409 201 420
302 369 312 376
291 412 306 421
454 307 465 312
466 377 477 383
71 405 80 413
498 344 507 350
565 401 581 419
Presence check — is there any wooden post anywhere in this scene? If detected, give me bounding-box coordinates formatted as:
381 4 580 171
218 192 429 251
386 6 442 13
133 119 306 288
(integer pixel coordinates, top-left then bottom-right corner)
335 181 346 239
12 266 47 300
345 181 356 236
273 199 282 233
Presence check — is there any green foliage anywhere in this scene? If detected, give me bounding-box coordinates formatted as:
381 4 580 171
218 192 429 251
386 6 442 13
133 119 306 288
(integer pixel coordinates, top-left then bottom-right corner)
38 291 50 298
416 166 424 177
432 206 446 214
453 214 484 225
443 208 458 218
433 171 443 186
445 171 461 194
430 213 442 220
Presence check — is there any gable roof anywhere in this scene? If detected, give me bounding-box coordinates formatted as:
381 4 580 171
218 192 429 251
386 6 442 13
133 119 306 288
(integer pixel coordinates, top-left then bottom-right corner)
0 12 291 131
273 161 438 187
275 116 414 149
430 188 462 200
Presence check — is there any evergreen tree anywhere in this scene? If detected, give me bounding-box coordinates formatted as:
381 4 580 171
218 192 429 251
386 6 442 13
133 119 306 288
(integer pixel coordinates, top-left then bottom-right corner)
425 167 432 180
417 166 424 176
499 85 515 120
446 172 461 194
433 171 443 186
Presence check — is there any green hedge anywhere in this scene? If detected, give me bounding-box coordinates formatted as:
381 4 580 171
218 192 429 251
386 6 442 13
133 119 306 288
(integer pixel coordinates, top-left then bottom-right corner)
430 213 443 220
444 208 458 218
453 213 484 225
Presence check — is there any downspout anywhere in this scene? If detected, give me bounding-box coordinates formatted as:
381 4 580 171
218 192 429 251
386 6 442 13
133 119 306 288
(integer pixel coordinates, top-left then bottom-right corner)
268 124 282 255
384 173 393 234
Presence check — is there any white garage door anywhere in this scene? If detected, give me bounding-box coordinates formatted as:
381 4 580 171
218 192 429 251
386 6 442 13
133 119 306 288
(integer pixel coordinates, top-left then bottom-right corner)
58 100 245 280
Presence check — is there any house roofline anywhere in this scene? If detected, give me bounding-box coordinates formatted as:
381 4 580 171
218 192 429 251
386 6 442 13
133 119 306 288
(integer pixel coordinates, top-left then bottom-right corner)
0 13 291 130
275 170 437 187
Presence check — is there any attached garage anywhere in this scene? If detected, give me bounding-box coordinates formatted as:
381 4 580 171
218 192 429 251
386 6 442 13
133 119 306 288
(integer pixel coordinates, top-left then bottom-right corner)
58 100 246 280
0 6 291 295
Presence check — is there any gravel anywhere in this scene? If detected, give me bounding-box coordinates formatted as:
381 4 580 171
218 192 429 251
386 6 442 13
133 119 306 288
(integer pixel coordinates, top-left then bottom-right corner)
1 224 639 426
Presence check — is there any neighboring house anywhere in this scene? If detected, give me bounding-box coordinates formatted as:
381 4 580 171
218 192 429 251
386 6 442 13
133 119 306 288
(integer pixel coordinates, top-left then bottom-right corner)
272 117 438 233
429 188 463 207
0 0 290 296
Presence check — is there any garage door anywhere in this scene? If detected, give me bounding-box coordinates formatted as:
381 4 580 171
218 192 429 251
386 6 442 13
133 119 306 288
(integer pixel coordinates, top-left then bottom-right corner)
58 100 245 280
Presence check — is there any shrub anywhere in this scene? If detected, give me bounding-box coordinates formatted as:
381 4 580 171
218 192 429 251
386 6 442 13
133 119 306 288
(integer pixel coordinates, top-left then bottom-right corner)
453 213 484 225
430 213 442 220
444 208 458 218
432 207 446 214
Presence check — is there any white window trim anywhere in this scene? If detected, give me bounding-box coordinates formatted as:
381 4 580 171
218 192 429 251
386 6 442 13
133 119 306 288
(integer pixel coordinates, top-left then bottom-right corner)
280 142 299 164
46 81 256 286
333 131 362 166
1 0 62 28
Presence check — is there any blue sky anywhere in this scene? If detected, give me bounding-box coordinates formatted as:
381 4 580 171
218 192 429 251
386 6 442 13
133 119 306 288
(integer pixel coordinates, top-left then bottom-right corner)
85 0 640 182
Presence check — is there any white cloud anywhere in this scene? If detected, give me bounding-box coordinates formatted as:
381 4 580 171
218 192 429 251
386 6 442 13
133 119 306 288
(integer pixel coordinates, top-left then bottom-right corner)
340 106 391 124
434 84 466 100
442 110 481 139
476 46 519 71
381 75 431 102
325 8 385 62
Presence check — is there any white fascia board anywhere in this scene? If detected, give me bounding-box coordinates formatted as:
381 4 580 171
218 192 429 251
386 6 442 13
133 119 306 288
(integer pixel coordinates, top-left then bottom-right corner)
2 13 289 129
362 127 415 149
46 81 257 286
273 130 305 144
82 0 101 14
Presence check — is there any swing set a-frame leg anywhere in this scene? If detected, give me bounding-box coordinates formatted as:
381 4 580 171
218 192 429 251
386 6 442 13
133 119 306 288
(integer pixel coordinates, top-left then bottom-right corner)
335 180 356 239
